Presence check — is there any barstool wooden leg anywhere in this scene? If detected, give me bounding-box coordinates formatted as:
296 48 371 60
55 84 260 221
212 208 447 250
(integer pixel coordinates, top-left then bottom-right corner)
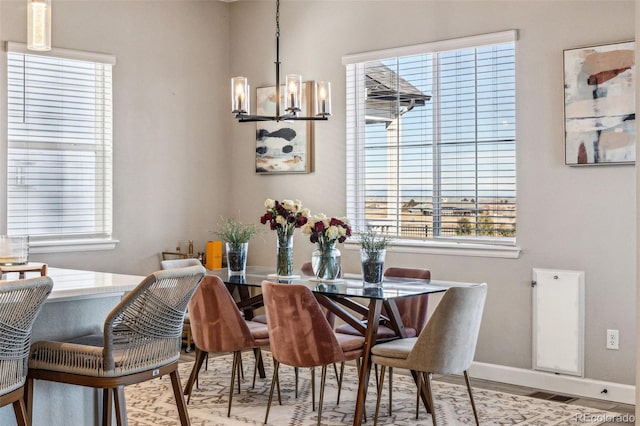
114 386 127 426
12 397 28 426
170 369 191 426
25 377 34 422
102 388 113 426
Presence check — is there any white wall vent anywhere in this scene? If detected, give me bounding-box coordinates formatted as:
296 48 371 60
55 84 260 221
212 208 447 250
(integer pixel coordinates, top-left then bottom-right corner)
532 268 585 377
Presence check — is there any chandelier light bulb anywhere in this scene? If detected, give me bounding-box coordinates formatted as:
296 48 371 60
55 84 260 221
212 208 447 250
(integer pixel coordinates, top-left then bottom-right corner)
27 0 51 51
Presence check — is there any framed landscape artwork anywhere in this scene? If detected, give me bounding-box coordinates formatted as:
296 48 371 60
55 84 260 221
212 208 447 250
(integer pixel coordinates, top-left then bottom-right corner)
255 82 314 174
564 41 635 165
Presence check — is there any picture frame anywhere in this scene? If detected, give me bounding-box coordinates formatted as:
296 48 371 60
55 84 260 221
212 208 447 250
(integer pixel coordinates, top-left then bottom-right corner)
563 40 635 166
255 82 314 174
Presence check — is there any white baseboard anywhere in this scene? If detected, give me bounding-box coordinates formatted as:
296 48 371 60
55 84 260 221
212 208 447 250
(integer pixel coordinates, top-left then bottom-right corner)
469 361 635 405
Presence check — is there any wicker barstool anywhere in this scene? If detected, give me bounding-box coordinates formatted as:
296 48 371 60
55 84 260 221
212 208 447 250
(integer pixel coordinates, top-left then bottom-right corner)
0 276 53 426
26 265 205 426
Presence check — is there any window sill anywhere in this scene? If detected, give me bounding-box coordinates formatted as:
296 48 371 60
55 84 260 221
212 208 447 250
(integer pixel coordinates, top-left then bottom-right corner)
29 238 120 254
343 239 521 259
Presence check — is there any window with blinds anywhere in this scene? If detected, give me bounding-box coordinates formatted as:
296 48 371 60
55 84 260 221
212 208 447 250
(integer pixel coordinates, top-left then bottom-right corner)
7 43 115 242
344 31 516 244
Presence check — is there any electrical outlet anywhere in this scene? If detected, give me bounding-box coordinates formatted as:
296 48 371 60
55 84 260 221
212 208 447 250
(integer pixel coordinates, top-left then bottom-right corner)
606 329 619 350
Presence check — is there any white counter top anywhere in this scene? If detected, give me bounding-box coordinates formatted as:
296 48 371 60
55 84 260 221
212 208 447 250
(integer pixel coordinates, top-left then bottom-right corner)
43 267 144 302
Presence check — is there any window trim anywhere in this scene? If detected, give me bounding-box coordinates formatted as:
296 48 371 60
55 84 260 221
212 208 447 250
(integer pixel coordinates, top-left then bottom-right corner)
343 30 520 258
6 42 116 65
342 30 517 65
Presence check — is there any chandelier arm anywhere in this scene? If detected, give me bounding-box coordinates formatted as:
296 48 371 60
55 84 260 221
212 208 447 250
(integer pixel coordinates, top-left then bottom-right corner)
236 114 328 123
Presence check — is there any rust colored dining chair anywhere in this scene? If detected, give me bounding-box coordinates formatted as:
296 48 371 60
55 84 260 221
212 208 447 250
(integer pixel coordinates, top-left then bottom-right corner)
27 265 205 426
182 275 270 417
252 261 318 325
252 262 341 402
371 284 487 426
335 267 431 413
261 280 365 426
0 276 52 426
161 258 203 352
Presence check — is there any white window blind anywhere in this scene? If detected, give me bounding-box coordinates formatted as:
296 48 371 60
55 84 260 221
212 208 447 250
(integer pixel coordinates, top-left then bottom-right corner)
7 42 115 242
345 31 516 244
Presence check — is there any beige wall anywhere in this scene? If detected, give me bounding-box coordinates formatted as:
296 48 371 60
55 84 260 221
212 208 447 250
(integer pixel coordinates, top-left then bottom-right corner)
0 0 231 275
0 0 635 390
229 0 636 386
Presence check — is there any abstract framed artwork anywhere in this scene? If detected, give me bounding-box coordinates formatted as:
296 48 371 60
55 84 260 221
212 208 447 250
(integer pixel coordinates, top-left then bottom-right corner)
564 40 635 165
255 82 314 174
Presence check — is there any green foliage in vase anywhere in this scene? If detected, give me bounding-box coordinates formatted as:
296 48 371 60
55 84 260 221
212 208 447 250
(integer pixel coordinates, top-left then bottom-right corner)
214 218 259 250
359 229 392 260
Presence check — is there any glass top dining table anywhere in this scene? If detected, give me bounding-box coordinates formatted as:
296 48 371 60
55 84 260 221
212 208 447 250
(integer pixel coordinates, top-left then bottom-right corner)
207 265 478 426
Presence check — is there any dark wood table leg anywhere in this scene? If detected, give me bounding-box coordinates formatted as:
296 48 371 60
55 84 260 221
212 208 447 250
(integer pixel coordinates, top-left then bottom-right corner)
384 299 432 414
352 299 382 426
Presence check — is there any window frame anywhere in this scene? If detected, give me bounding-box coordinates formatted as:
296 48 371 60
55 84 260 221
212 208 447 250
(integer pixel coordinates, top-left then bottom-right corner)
5 42 118 253
343 31 520 259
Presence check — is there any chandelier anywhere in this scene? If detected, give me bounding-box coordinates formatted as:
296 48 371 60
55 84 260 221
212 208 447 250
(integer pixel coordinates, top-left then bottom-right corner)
231 0 331 122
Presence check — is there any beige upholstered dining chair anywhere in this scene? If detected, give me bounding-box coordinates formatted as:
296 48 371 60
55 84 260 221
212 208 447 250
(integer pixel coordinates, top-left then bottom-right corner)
27 265 205 426
335 267 431 413
261 280 365 426
371 283 488 426
161 258 202 270
0 276 52 426
183 275 270 417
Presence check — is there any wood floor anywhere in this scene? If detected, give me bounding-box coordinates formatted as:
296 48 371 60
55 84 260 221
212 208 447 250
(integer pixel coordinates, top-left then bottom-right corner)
179 348 635 425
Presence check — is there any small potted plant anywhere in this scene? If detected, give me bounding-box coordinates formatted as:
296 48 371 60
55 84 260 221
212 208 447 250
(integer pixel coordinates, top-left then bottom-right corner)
359 229 392 286
214 218 258 276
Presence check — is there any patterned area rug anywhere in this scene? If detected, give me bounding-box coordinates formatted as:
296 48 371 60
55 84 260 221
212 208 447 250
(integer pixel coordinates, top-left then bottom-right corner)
125 353 615 425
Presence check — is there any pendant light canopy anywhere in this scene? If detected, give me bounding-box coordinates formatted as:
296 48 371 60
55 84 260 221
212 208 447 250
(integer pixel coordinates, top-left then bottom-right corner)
27 0 51 51
231 0 331 122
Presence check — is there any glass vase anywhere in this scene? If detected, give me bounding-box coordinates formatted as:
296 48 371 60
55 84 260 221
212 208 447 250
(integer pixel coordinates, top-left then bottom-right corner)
276 234 294 277
312 241 341 281
226 242 248 276
360 248 386 286
0 235 29 266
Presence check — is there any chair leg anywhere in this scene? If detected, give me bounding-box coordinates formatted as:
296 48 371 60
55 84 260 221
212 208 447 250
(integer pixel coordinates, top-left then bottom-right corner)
252 348 262 389
12 397 28 426
114 386 128 426
424 372 437 426
373 364 386 426
336 361 345 405
463 370 480 426
294 367 299 398
317 365 328 426
388 367 393 416
240 353 245 380
102 388 113 426
170 369 191 426
184 347 208 403
236 351 242 394
25 378 34 423
311 367 316 412
416 372 422 420
264 360 280 425
229 351 240 417
276 366 282 405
